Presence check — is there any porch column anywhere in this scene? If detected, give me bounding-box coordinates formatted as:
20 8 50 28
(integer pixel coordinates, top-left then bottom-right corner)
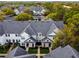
34 43 35 47
49 43 52 53
25 43 29 52
42 43 44 47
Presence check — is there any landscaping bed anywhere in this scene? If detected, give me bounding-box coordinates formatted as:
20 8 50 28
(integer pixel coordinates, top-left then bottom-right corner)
28 47 37 54
40 47 49 54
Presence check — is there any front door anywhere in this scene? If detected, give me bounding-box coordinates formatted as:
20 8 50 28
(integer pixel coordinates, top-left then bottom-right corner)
36 42 41 47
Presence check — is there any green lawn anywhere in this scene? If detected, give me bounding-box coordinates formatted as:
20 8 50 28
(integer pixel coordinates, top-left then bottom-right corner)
40 56 43 58
28 47 37 54
0 45 11 53
40 47 49 54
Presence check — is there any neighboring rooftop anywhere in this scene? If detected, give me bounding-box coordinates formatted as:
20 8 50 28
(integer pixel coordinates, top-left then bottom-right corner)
6 46 37 58
6 46 28 58
43 45 79 58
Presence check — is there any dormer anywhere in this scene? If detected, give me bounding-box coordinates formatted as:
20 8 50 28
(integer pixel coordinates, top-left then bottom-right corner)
30 6 45 21
37 32 45 40
32 5 45 16
5 34 10 37
14 8 20 15
18 5 25 13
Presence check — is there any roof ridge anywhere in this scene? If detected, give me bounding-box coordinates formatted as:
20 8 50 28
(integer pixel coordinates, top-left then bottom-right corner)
46 21 57 35
67 45 79 58
21 22 32 33
45 22 53 36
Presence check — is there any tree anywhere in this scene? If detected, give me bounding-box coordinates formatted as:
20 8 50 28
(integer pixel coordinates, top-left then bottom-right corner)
15 13 33 21
0 12 5 21
52 24 75 49
45 12 57 20
2 8 14 15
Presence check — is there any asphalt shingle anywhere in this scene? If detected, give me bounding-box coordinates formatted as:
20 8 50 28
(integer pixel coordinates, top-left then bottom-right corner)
43 45 79 58
6 46 28 58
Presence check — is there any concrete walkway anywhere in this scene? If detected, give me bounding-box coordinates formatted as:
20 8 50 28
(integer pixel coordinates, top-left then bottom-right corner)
49 47 52 53
0 54 7 56
26 47 29 52
37 46 40 58
7 43 14 54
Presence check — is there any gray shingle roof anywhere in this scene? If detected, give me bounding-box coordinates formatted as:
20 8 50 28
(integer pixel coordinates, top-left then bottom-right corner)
4 16 15 21
0 21 64 36
30 6 44 12
25 25 37 36
6 46 28 58
0 22 4 36
30 21 53 36
54 21 64 29
2 21 30 34
18 5 24 12
43 45 79 58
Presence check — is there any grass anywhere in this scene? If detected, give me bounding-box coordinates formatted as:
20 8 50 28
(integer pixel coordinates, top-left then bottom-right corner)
28 47 37 54
40 47 49 54
0 45 11 53
40 56 43 58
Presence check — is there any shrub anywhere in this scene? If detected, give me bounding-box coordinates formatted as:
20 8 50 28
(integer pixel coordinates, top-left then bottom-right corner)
15 13 33 21
0 12 5 21
2 8 14 15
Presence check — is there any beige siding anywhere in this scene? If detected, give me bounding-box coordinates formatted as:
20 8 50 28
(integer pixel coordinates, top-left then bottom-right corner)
45 43 49 47
42 43 44 47
29 43 32 47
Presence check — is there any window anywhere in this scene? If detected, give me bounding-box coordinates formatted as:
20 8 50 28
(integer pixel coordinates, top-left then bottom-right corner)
8 34 10 37
49 43 51 47
16 34 19 37
6 39 9 42
47 40 49 42
18 40 20 42
38 33 42 36
27 43 28 47
32 43 34 47
16 40 18 43
13 39 15 43
72 55 75 58
5 34 10 37
9 40 11 42
5 34 7 37
29 40 31 42
48 35 53 37
38 32 42 37
22 43 25 46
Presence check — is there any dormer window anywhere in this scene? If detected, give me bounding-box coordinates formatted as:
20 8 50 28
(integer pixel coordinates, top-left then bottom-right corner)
5 34 7 36
8 34 10 37
47 40 49 42
37 32 43 40
6 39 9 42
38 32 42 36
5 34 10 37
16 34 19 37
29 40 31 42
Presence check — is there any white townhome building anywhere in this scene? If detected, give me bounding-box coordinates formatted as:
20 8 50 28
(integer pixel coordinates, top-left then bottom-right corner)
0 20 64 48
0 5 64 48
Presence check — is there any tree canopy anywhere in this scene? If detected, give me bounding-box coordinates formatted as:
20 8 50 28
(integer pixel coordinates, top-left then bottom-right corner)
15 13 33 21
